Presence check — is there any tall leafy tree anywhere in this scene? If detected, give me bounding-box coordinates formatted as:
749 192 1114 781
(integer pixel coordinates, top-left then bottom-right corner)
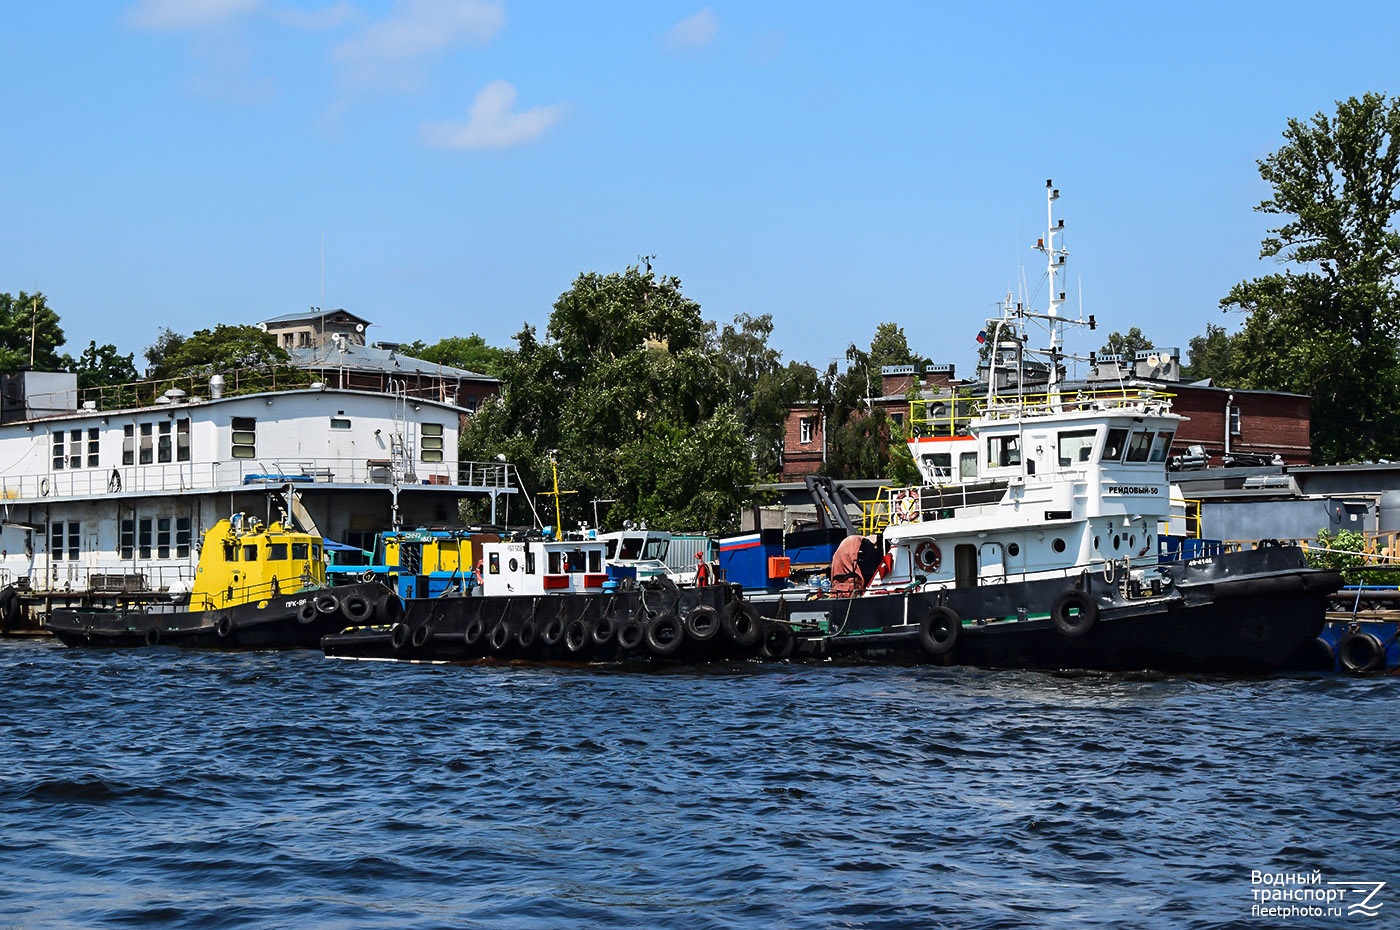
1180 323 1236 382
397 334 506 377
461 266 755 533
0 291 67 371
708 312 815 478
1222 93 1400 463
144 324 307 394
868 321 929 373
1098 327 1154 359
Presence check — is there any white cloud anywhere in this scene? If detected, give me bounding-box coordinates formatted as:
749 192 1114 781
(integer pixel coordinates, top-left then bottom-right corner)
270 3 362 31
334 0 505 89
127 0 263 30
665 7 718 49
420 80 562 150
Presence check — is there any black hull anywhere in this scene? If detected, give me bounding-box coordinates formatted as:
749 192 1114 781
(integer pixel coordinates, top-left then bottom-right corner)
322 584 761 664
756 547 1343 674
45 583 393 650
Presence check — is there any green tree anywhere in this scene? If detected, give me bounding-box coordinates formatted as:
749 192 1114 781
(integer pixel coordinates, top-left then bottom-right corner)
66 341 139 392
1222 93 1400 463
144 324 307 394
1180 323 1236 382
868 321 929 373
397 334 506 377
0 291 67 371
707 312 815 478
1099 327 1153 359
461 266 755 533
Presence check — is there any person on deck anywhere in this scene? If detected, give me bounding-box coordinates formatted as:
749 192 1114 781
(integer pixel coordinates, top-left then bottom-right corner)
829 534 882 598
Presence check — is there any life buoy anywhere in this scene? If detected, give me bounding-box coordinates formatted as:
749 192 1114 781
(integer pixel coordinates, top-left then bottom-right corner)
913 541 942 573
1337 631 1385 674
684 605 720 641
893 489 920 524
918 606 960 655
1050 590 1097 637
39 478 50 497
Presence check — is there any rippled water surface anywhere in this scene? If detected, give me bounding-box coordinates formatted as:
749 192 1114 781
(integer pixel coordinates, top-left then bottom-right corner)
1 640 1395 929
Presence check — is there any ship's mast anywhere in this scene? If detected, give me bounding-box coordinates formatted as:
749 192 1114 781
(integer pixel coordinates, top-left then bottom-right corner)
1033 179 1067 394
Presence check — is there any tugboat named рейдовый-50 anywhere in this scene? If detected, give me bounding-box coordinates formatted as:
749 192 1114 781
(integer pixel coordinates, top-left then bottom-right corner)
45 502 391 649
737 180 1343 673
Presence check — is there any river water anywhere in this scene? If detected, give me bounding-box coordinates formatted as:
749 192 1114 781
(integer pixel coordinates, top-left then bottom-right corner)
1 640 1394 929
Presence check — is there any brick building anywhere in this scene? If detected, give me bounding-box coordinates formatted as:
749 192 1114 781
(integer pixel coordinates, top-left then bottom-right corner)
778 352 1313 480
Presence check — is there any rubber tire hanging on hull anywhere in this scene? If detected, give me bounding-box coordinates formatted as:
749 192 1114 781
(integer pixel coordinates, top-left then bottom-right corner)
391 622 411 651
216 614 235 639
722 603 762 647
760 620 795 659
918 606 960 655
646 612 685 656
684 605 721 641
297 602 317 624
1050 591 1097 637
342 594 373 623
1338 631 1386 674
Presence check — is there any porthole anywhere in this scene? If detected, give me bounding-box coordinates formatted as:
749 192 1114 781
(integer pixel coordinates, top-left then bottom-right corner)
1113 535 1121 550
1052 538 1066 553
1129 535 1136 548
1094 536 1100 550
1007 542 1020 557
508 558 519 572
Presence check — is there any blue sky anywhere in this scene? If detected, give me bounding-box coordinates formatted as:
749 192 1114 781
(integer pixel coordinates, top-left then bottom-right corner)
4 1 1398 378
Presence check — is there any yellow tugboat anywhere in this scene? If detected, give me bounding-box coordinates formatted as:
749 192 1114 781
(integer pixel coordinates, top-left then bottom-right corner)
46 514 395 649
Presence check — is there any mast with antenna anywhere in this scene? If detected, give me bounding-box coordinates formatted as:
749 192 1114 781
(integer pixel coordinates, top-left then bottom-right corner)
1033 179 1068 394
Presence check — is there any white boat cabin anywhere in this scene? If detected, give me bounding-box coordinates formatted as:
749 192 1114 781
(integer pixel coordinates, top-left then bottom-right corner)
479 538 609 596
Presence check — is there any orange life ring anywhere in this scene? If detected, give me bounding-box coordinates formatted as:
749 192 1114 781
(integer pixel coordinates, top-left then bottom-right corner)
894 489 920 523
914 540 942 573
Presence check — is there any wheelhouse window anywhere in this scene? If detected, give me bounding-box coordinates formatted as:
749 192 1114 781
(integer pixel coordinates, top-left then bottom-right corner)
139 518 153 559
960 451 978 479
157 517 171 559
921 453 952 482
120 519 135 559
123 425 135 465
1104 428 1129 462
269 543 288 560
87 428 100 468
231 417 256 459
986 435 1021 469
176 517 192 558
139 423 153 464
1125 430 1153 463
1058 429 1098 467
52 429 83 470
330 417 351 430
157 421 173 463
1149 430 1174 463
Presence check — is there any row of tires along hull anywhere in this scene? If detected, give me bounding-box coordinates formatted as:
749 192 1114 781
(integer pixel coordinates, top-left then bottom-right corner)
322 585 795 663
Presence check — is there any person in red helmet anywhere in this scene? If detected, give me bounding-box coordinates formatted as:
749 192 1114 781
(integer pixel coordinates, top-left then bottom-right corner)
695 551 709 587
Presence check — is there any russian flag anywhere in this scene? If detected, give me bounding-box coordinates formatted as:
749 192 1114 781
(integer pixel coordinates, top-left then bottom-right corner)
976 330 986 344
